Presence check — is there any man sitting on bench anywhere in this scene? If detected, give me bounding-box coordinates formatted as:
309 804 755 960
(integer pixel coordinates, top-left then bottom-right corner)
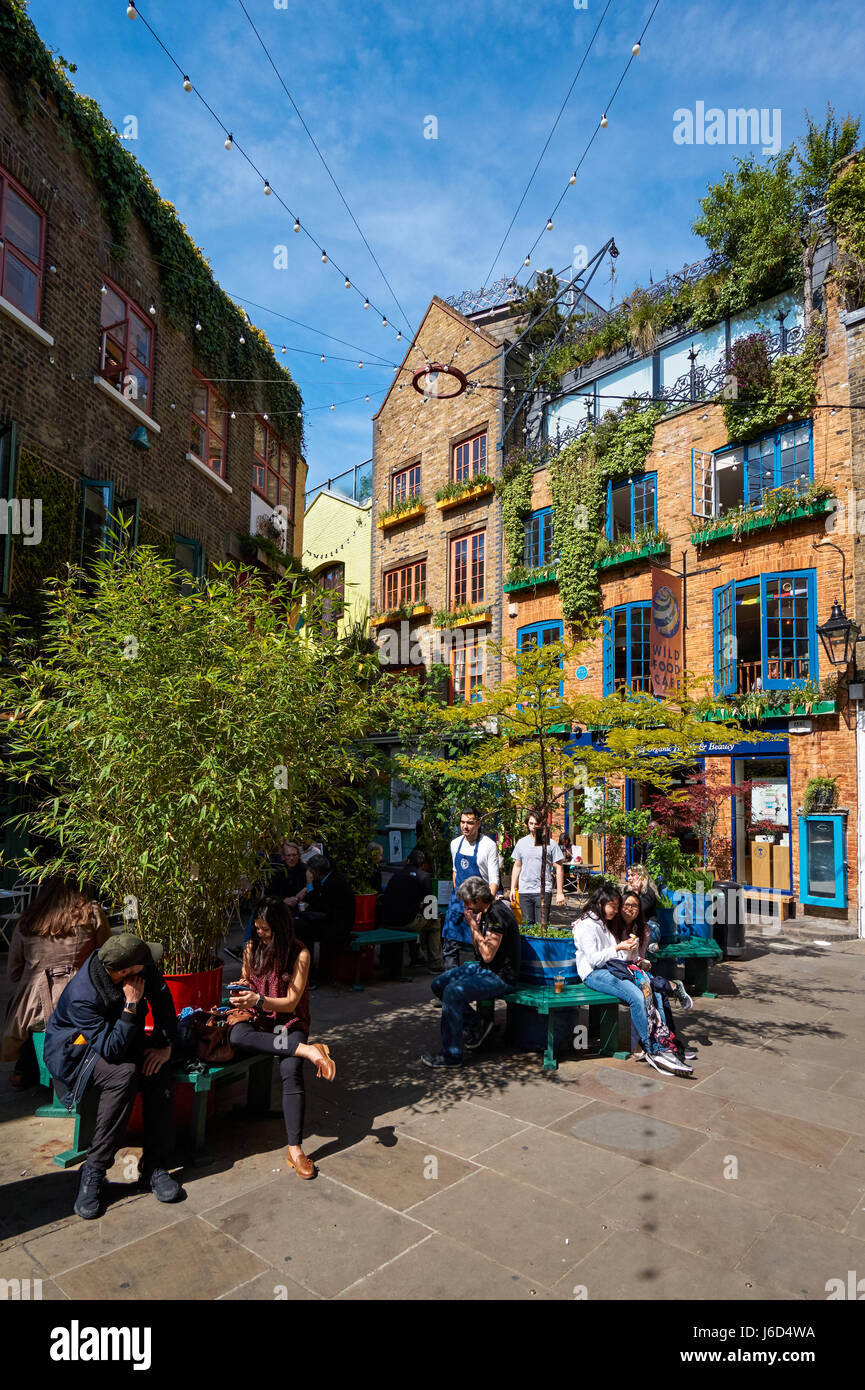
44 933 183 1220
421 877 518 1069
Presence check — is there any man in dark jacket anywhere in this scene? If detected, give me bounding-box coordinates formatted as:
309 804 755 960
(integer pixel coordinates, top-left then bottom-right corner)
45 933 182 1220
297 853 356 951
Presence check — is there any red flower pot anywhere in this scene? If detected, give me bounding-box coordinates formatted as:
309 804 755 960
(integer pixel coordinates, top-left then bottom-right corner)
353 892 378 932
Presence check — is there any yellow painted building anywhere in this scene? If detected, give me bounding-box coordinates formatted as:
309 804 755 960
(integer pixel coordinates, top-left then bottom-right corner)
302 489 372 634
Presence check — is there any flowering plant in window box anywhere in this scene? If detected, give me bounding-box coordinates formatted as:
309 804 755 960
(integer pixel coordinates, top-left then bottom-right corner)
595 525 669 568
691 481 834 546
434 474 495 509
370 601 431 627
503 564 558 592
432 604 492 629
377 497 426 528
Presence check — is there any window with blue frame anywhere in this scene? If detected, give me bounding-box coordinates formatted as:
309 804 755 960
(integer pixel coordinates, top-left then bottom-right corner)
607 473 657 539
602 603 651 694
712 569 817 696
693 420 813 519
79 480 114 565
518 620 564 696
173 534 205 595
522 508 554 568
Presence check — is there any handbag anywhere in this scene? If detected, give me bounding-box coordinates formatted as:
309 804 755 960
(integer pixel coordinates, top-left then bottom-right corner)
192 1008 253 1065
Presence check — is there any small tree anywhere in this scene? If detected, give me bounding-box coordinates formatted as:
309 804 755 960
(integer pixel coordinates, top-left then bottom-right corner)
404 636 765 931
0 544 394 971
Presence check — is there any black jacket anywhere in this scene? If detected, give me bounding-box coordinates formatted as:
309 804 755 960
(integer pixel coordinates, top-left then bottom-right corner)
376 868 432 928
44 953 177 1111
303 871 355 940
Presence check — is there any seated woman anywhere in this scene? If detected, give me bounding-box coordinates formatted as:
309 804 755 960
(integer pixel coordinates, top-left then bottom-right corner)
229 900 336 1179
619 890 696 1065
1 878 110 1089
557 833 574 864
572 886 691 1077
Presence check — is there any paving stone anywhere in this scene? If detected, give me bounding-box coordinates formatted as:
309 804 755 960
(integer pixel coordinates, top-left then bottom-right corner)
561 1228 789 1301
394 1099 531 1159
673 1138 865 1230
690 1045 845 1093
21 1185 189 1276
697 1067 865 1137
54 1216 267 1300
557 1061 727 1131
338 1233 562 1300
479 1125 640 1204
830 1071 865 1102
217 1270 321 1300
465 1075 593 1127
549 1101 709 1171
316 1133 476 1211
737 1212 865 1299
0 1242 69 1300
200 1171 429 1298
829 1138 865 1182
408 1168 606 1285
705 1101 849 1167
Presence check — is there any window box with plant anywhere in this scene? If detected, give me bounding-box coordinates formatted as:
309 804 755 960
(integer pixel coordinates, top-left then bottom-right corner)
803 776 839 813
503 564 558 593
596 526 670 569
691 480 835 546
370 601 432 628
377 497 426 529
434 474 495 509
704 673 838 722
433 604 492 630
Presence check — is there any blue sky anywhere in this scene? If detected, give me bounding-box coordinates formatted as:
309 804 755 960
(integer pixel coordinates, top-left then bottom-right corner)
27 0 865 493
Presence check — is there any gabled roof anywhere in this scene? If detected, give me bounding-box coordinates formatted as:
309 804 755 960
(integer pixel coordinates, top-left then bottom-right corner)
372 296 502 421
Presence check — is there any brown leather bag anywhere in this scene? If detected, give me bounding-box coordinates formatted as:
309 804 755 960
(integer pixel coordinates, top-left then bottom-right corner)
194 1012 238 1065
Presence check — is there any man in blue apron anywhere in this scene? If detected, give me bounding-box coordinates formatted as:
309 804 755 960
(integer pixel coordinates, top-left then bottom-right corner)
442 809 500 969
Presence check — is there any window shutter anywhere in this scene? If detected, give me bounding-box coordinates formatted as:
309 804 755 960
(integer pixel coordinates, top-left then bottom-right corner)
713 581 736 696
602 612 613 696
692 449 713 518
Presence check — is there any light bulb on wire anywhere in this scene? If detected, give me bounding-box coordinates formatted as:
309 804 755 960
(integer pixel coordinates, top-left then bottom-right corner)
524 255 531 267
546 218 553 231
126 3 137 17
364 299 370 310
263 180 271 196
600 114 608 128
382 316 387 327
224 133 233 151
569 171 577 185
293 219 300 233
632 41 641 55
321 355 325 364
183 76 192 92
345 277 351 289
321 250 327 263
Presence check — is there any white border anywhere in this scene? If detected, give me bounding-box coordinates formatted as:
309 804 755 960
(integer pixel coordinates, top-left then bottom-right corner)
186 451 233 494
92 374 162 434
0 292 54 346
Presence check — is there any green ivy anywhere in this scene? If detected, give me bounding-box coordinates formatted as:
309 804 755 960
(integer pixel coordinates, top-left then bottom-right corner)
496 447 535 570
826 150 865 309
722 327 823 443
9 450 76 621
0 1 302 440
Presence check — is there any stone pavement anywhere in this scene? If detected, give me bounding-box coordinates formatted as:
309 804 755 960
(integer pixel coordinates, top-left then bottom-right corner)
1 931 865 1302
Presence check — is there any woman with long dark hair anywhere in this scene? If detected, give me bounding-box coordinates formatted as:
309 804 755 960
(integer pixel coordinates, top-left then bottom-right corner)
572 885 691 1076
2 877 109 1088
619 890 695 1064
229 899 335 1179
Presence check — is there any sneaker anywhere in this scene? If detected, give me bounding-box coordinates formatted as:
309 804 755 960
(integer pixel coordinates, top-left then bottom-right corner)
683 1048 698 1060
632 1049 646 1062
74 1164 105 1220
141 1168 183 1203
670 979 693 1011
464 1019 494 1051
420 1052 462 1069
651 1049 694 1076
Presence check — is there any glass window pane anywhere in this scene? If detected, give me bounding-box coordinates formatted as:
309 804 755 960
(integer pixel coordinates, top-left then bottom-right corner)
4 188 41 261
100 286 126 332
207 438 224 476
254 420 266 459
266 469 278 504
129 313 151 367
267 434 280 474
208 394 224 439
253 463 266 491
128 365 148 409
2 253 37 318
192 383 207 420
190 417 205 458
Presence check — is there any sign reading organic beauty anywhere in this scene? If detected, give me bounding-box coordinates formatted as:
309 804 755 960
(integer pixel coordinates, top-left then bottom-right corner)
650 568 684 697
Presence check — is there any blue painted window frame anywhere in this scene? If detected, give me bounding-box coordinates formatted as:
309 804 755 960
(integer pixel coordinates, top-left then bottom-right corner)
695 420 814 517
602 602 651 695
518 619 564 697
523 507 553 567
79 479 115 564
173 534 205 591
606 473 657 540
798 813 847 908
712 569 817 697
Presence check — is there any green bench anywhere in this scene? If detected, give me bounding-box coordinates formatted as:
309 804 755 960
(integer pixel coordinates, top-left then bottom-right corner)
503 981 625 1072
652 937 723 998
349 927 420 990
32 1028 275 1167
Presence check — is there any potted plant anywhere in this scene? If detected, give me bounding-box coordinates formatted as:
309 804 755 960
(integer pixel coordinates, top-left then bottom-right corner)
0 543 390 1008
330 800 382 930
803 776 839 813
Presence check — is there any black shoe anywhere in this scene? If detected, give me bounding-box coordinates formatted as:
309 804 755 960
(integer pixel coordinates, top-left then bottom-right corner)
74 1164 105 1220
464 1019 494 1051
420 1052 462 1069
141 1167 183 1203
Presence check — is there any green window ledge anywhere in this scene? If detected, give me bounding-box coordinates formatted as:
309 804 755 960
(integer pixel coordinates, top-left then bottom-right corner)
595 541 670 570
690 498 835 547
503 568 558 593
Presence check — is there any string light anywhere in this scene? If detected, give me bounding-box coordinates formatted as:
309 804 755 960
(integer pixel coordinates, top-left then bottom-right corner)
358 361 363 369
600 114 609 128
183 75 192 92
345 277 351 289
224 133 233 151
569 171 577 185
293 219 300 233
382 316 387 327
321 250 328 263
239 334 245 344
148 303 156 316
263 180 272 196
126 3 137 17
281 345 286 354
195 320 202 331
546 218 553 231
100 284 107 294
632 41 641 55
364 299 370 310
524 255 531 267
321 355 326 363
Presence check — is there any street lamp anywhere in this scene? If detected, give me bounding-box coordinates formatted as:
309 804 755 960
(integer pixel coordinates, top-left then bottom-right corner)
817 598 861 668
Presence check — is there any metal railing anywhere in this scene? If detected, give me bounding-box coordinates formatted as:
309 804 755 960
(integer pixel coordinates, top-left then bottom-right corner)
305 459 372 507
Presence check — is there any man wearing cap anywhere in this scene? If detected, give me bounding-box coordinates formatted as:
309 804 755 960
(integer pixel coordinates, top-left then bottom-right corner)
44 933 183 1220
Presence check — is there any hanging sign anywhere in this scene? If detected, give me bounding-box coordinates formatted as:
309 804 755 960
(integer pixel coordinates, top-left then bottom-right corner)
650 568 684 697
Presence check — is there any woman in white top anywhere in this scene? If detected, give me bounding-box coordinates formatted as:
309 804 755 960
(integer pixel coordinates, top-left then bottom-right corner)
572 887 691 1077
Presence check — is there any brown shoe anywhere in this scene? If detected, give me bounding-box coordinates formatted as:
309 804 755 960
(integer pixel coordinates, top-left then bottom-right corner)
286 1151 315 1179
311 1042 336 1082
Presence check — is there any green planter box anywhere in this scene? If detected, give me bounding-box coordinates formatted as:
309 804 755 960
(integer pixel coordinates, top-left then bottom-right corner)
690 498 834 547
704 699 836 723
503 569 558 593
595 541 669 570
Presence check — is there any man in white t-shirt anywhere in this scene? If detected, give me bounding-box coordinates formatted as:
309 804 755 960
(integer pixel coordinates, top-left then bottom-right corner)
441 809 500 967
510 810 565 926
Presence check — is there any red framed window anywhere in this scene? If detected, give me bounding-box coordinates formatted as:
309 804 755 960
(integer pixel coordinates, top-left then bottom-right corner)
254 418 296 518
452 643 484 704
392 463 421 505
99 278 154 413
0 168 46 323
453 430 487 483
384 560 426 610
190 373 228 479
316 563 345 636
450 530 485 607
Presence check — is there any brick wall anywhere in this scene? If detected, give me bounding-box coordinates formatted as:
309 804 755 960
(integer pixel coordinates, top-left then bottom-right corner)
0 68 304 596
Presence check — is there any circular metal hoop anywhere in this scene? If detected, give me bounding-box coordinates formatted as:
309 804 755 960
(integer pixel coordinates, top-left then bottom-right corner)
411 362 468 398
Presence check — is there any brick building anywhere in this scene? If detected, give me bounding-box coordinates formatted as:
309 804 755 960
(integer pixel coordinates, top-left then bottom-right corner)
503 247 860 930
0 9 306 625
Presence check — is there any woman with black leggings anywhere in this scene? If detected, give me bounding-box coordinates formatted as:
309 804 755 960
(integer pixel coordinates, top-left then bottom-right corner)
229 900 335 1179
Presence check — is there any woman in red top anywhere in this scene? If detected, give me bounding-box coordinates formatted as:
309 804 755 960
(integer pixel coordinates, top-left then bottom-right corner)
229 899 335 1179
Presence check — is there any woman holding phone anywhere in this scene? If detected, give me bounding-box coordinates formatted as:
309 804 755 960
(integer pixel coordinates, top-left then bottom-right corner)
618 890 694 1067
228 899 335 1179
572 886 690 1076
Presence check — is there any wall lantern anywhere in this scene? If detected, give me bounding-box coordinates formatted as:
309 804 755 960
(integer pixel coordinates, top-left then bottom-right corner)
817 598 860 668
